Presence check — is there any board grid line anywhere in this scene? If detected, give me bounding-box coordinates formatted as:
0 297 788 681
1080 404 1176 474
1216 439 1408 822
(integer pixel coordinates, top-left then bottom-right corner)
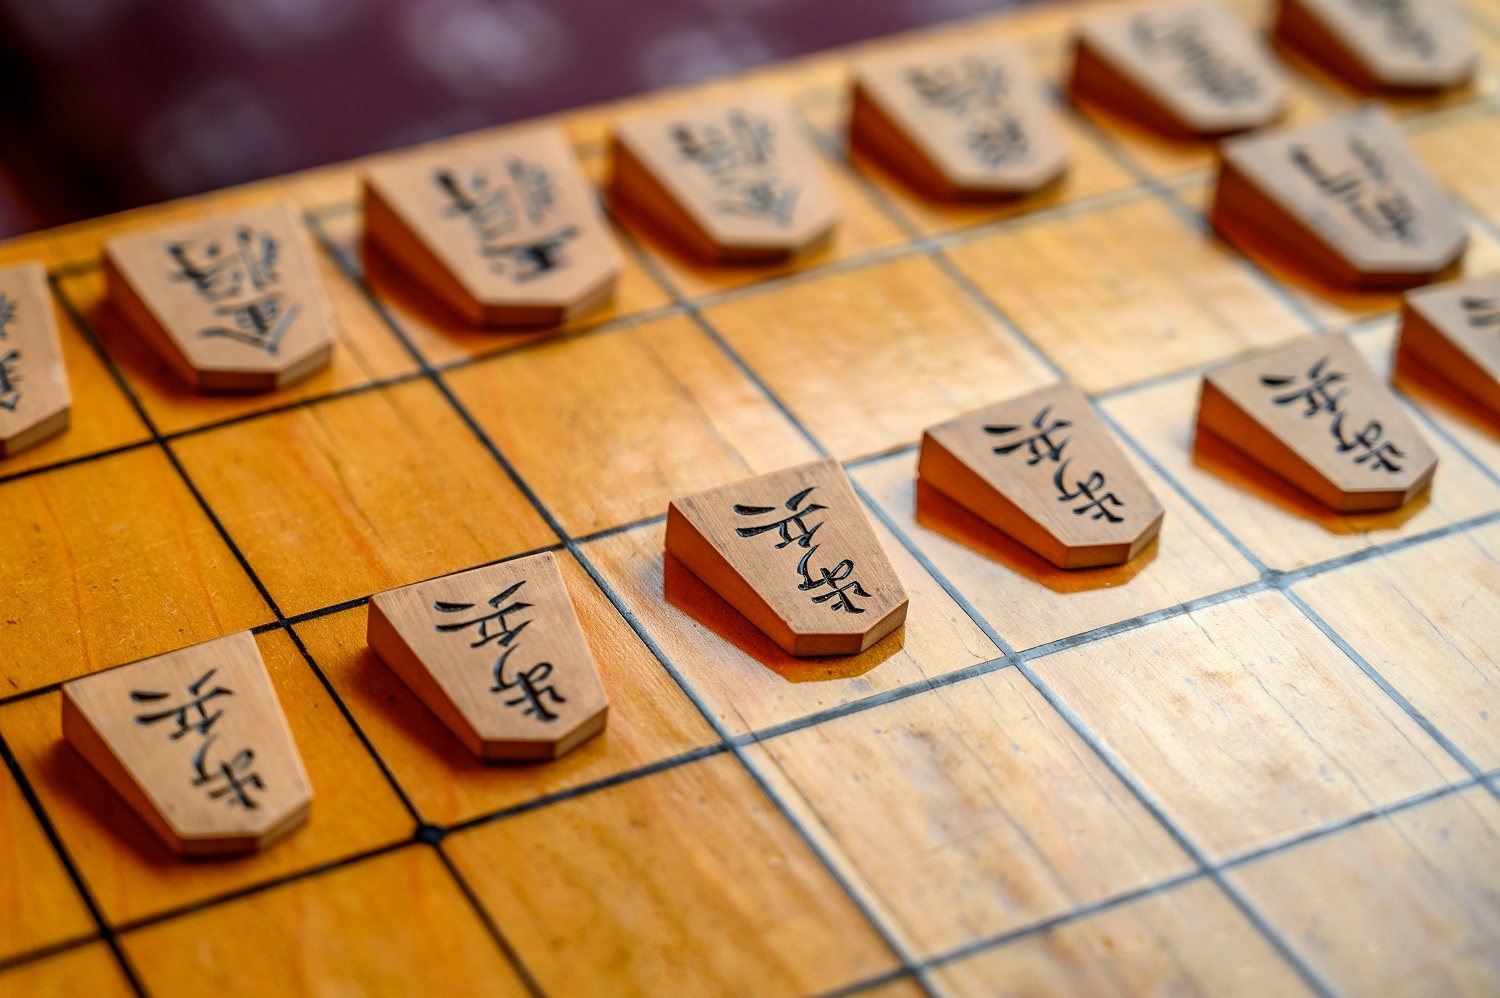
4 18 1500 995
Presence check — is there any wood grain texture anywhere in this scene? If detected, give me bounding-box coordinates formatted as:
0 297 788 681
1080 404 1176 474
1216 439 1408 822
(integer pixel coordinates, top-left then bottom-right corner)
0 760 94 962
444 753 899 996
0 944 135 998
121 847 531 998
0 261 71 457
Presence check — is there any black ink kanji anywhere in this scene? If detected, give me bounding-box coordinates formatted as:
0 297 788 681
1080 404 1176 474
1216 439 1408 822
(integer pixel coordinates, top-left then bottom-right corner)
1261 356 1348 417
673 110 800 225
131 668 233 740
1290 139 1420 246
0 293 15 340
1131 12 1261 104
1463 296 1500 329
1053 459 1126 522
482 226 579 280
200 296 299 355
170 228 280 304
796 549 870 614
434 581 533 649
735 486 828 549
0 350 19 412
192 739 264 810
491 648 567 722
987 404 1072 465
1332 413 1405 472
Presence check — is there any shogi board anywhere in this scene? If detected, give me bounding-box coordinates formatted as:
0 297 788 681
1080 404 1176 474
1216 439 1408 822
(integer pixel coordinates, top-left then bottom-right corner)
3 0 1500 995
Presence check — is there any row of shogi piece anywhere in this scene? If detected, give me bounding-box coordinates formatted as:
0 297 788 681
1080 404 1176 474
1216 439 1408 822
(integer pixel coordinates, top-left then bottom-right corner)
4 0 1499 861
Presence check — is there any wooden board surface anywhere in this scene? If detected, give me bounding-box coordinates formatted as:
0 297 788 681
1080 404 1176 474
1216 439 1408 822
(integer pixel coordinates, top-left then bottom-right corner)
2 0 1500 994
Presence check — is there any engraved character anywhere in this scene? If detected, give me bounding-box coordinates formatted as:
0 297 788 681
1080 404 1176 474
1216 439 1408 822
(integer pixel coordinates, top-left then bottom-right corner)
434 581 533 649
1132 12 1262 104
200 295 300 355
908 57 1030 168
491 648 567 722
1053 459 1126 522
131 668 233 740
169 227 280 303
796 548 870 614
986 404 1072 465
734 486 828 549
1462 295 1500 328
0 350 19 412
435 167 519 243
1332 413 1405 472
482 225 580 282
191 739 265 810
673 110 800 225
0 292 15 340
1350 0 1436 59
1261 356 1348 416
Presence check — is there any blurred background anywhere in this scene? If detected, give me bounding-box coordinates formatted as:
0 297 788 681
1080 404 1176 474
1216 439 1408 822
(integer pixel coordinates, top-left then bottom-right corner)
0 0 1042 239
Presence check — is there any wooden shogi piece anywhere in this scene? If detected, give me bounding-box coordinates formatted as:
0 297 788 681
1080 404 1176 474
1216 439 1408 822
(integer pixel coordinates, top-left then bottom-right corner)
1070 0 1288 140
1398 275 1500 420
104 202 337 392
1273 0 1476 93
1211 104 1468 291
61 631 312 858
364 125 622 328
0 260 71 457
368 552 609 761
1197 334 1437 512
609 94 840 264
666 458 908 656
850 40 1070 199
919 382 1165 569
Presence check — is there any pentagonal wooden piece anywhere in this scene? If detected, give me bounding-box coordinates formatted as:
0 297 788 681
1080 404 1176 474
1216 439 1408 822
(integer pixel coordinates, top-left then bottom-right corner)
1274 0 1476 93
1197 334 1437 512
0 261 71 458
1070 0 1287 139
103 202 336 392
919 383 1165 569
850 41 1070 199
609 95 840 264
666 458 907 656
368 552 609 762
61 631 312 858
1399 276 1500 419
364 126 622 328
1211 105 1467 291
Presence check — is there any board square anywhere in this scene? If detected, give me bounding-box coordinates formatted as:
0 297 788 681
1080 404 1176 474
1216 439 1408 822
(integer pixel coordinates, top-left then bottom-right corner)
946 194 1312 393
1228 787 1500 995
443 752 900 995
931 878 1314 996
747 665 1193 958
0 762 95 963
0 629 413 926
700 254 1054 460
446 314 818 536
120 847 530 997
853 450 1259 652
295 555 717 826
1102 345 1500 573
169 379 557 616
56 240 421 437
0 944 134 998
581 518 999 736
1294 519 1500 771
1029 590 1466 861
0 447 270 694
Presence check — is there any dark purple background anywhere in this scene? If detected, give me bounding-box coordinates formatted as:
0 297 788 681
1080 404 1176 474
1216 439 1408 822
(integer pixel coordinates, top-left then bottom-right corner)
0 0 1040 237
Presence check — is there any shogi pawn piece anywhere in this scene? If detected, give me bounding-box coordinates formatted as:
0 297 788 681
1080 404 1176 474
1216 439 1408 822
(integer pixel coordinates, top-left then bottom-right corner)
1070 0 1287 140
104 201 336 392
0 261 71 457
666 458 908 656
368 552 608 761
1197 334 1437 512
1211 105 1467 291
609 95 840 264
364 126 622 328
850 41 1070 200
1273 0 1476 93
919 382 1165 569
1398 276 1500 420
61 631 312 858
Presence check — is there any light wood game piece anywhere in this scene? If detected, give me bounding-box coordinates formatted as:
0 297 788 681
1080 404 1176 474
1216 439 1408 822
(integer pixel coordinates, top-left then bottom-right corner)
1070 0 1287 140
0 261 71 457
1397 275 1500 419
1197 334 1437 512
1211 105 1468 291
368 552 609 762
61 631 312 858
850 41 1070 200
103 202 337 392
364 126 622 328
609 95 840 264
665 458 908 656
919 383 1165 569
1273 0 1476 93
